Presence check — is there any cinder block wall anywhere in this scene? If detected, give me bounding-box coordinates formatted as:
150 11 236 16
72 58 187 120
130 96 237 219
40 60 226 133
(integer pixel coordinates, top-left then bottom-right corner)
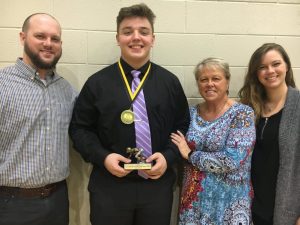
1 1 299 224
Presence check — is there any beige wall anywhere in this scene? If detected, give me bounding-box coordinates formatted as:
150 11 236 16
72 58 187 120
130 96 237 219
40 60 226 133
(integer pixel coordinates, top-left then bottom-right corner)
1 0 300 224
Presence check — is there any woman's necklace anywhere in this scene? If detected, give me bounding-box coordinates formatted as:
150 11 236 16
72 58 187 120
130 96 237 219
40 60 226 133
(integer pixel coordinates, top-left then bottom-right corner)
263 85 288 117
198 99 229 122
263 95 286 116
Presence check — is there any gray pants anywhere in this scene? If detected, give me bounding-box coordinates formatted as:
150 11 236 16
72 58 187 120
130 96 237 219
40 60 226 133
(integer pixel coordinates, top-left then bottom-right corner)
0 182 69 225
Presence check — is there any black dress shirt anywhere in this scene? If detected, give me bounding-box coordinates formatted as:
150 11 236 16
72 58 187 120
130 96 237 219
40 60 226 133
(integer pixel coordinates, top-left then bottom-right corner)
69 58 190 178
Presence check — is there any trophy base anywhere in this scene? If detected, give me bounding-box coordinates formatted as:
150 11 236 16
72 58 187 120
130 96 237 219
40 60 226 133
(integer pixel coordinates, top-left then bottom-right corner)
124 163 152 170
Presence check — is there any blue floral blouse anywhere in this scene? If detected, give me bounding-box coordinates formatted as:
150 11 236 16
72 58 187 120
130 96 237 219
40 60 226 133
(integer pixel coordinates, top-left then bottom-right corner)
179 103 256 225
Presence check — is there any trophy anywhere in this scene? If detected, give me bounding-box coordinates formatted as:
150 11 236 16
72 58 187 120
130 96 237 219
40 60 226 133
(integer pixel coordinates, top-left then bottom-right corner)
124 147 152 170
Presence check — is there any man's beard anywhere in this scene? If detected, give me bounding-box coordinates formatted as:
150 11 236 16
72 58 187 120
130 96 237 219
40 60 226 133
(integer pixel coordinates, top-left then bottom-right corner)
24 42 62 70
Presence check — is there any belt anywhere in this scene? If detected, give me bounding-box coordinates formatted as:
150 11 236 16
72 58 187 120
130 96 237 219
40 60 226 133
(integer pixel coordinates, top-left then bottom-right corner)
0 180 65 198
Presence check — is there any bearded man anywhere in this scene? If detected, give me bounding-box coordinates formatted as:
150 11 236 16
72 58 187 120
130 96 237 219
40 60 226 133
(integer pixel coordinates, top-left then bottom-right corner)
0 13 77 225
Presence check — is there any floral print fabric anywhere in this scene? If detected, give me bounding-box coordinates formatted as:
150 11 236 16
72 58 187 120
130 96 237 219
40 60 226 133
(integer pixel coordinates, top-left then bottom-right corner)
179 103 256 225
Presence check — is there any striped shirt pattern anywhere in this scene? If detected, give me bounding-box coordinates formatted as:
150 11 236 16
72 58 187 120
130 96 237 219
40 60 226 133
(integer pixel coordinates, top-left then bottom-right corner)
0 58 77 188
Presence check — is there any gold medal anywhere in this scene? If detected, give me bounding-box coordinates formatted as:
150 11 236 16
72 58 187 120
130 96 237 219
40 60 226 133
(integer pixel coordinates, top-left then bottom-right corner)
121 109 134 124
118 61 151 125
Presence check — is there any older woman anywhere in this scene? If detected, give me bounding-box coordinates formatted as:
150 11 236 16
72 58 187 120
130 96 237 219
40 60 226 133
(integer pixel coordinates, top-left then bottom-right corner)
239 43 300 225
171 58 255 225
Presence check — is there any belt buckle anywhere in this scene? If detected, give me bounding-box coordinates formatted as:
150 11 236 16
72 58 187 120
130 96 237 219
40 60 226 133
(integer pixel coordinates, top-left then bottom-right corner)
40 186 53 198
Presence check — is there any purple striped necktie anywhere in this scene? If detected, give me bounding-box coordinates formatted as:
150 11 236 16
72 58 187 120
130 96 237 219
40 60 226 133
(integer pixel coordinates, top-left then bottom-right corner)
131 70 152 179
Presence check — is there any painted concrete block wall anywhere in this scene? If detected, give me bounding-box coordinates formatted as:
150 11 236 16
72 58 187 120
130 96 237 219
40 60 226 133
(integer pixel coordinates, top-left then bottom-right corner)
1 1 300 224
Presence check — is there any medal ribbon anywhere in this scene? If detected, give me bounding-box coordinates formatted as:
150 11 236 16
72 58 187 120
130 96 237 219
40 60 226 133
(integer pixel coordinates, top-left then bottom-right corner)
118 60 151 102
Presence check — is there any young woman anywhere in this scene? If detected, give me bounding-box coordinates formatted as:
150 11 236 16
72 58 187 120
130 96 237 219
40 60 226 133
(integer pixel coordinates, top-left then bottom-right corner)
239 43 300 225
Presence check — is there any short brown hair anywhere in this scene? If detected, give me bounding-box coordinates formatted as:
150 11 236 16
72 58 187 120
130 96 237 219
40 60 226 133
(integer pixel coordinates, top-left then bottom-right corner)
116 3 156 33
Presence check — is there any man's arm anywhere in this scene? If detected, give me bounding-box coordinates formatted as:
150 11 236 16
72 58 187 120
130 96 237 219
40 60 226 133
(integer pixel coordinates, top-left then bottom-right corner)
160 77 190 167
69 81 109 168
145 77 190 179
69 80 133 177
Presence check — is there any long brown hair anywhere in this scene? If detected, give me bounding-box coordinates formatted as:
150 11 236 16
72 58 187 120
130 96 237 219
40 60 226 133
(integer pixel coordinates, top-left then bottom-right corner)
238 43 295 121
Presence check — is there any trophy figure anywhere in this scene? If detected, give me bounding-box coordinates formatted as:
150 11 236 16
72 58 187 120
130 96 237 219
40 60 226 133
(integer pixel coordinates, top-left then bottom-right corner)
124 147 152 170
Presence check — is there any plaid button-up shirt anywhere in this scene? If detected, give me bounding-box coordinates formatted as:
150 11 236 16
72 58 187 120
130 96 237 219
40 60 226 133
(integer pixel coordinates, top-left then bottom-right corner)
0 58 77 188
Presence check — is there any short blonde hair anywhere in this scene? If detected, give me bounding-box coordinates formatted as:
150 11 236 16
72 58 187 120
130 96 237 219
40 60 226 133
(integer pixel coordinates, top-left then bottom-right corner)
194 57 231 81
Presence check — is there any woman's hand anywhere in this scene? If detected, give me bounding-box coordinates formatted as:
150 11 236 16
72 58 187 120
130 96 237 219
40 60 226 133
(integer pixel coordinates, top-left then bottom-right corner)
296 217 300 225
170 130 191 159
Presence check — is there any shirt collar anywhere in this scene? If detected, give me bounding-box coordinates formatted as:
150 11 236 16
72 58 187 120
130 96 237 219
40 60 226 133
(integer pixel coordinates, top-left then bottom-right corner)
15 58 61 83
120 58 150 78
